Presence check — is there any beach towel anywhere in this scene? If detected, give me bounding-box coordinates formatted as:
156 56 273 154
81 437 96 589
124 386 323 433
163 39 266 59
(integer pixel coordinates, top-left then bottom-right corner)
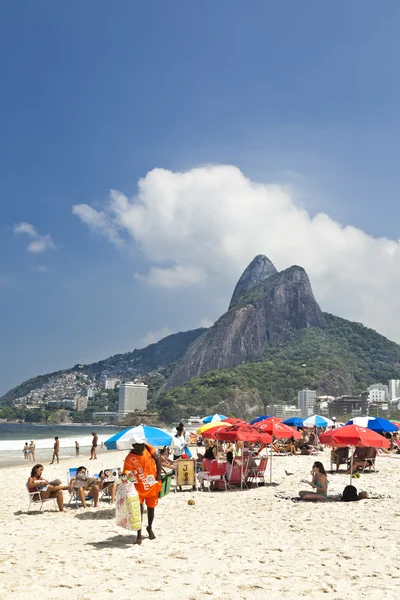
274 492 342 503
115 480 141 531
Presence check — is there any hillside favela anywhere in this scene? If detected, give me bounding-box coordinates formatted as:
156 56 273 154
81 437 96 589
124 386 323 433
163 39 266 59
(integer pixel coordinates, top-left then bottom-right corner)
3 4 400 600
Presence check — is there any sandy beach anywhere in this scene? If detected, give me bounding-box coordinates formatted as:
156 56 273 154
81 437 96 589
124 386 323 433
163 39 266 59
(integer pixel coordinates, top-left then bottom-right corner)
2 448 400 600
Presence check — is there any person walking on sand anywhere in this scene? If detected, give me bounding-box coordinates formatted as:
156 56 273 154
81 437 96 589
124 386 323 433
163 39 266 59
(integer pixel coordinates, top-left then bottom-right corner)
75 441 80 456
29 440 36 462
90 432 98 460
50 437 60 464
23 442 30 460
123 432 162 545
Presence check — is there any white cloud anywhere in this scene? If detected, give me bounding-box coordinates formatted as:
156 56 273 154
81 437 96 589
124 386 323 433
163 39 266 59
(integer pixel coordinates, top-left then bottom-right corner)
141 327 174 346
73 165 400 343
14 221 55 253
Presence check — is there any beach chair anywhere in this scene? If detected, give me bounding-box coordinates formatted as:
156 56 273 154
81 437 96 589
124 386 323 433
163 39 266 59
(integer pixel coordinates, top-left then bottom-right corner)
246 456 268 487
226 457 249 490
26 483 57 512
206 460 227 491
330 447 349 471
98 468 118 502
67 468 94 508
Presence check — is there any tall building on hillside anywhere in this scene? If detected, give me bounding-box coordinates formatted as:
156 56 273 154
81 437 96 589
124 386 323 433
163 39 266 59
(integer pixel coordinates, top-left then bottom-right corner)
118 382 148 416
266 405 302 419
105 378 119 390
76 396 88 411
297 389 316 418
389 379 400 401
328 395 367 419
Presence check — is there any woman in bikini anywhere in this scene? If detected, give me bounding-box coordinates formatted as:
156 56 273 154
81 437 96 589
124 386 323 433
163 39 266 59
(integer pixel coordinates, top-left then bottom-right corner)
299 461 328 501
27 464 72 512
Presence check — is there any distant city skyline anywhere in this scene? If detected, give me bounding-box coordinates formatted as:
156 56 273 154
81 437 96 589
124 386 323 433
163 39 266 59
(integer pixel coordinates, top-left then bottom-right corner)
2 2 400 395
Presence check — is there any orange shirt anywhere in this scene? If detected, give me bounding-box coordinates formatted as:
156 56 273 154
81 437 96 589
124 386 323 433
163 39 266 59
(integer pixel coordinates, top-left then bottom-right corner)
123 445 160 498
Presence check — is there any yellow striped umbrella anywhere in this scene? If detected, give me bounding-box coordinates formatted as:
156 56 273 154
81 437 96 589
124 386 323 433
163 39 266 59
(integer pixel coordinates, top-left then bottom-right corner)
196 421 232 435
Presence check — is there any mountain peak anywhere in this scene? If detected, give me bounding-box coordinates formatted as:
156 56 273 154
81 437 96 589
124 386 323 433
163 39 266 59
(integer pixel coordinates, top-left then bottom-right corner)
229 255 278 310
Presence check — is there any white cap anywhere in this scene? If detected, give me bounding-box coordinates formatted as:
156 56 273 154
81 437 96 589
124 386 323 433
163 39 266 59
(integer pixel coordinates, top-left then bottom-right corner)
130 431 146 444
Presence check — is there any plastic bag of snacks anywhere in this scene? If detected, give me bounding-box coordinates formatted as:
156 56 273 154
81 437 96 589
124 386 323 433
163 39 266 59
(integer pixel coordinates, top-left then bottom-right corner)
115 477 141 531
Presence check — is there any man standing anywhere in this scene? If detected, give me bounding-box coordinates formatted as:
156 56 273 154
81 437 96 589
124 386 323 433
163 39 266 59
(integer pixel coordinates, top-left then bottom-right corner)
75 440 80 456
50 437 60 464
90 432 98 460
123 433 162 545
172 424 186 460
29 440 36 462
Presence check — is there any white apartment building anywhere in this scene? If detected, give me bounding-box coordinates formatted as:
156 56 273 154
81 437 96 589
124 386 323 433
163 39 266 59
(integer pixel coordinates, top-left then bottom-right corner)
266 405 302 419
105 378 119 390
367 383 389 403
118 382 148 416
297 389 317 418
388 379 400 401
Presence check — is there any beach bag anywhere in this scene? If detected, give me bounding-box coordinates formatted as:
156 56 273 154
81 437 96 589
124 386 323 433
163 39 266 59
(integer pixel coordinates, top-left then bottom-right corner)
342 485 359 502
115 480 142 531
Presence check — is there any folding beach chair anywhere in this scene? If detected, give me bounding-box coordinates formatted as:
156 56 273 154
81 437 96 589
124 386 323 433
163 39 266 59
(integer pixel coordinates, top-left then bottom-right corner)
26 483 57 513
67 468 94 507
98 468 118 502
206 460 227 491
246 456 268 487
226 457 249 490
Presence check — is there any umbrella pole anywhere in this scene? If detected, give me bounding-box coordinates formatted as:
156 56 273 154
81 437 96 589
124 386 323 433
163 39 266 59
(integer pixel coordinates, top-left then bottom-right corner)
269 442 273 485
349 446 354 486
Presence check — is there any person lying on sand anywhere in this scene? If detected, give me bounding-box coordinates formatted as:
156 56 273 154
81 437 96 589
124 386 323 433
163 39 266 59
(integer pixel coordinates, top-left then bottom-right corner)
27 464 72 512
299 461 328 501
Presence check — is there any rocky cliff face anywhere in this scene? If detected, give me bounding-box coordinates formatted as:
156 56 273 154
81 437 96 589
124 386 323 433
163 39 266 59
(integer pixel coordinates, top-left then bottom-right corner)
229 254 277 310
164 262 327 389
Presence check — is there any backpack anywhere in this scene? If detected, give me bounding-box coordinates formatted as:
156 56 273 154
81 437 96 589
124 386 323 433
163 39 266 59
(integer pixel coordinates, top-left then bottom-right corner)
341 485 359 502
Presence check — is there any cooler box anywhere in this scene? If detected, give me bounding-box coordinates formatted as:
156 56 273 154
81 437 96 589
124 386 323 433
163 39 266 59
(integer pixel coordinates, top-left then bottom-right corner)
159 471 173 498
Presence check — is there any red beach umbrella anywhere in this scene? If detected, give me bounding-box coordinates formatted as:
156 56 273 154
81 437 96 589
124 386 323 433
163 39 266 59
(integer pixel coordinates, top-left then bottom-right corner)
319 424 390 448
223 417 248 425
215 424 272 444
319 424 389 484
257 419 302 440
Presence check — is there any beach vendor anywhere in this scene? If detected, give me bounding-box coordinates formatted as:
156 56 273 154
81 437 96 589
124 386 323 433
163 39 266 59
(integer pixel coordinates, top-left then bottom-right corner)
172 424 186 460
123 432 162 545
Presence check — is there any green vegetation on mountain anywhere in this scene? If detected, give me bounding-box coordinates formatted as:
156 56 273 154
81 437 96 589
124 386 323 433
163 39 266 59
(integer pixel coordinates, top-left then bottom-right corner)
151 313 400 422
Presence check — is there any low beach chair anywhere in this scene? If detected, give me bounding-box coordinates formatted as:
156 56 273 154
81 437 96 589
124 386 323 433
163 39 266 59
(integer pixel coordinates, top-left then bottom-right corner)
26 483 57 513
226 457 249 490
98 468 118 502
67 468 94 508
246 456 268 487
206 460 227 491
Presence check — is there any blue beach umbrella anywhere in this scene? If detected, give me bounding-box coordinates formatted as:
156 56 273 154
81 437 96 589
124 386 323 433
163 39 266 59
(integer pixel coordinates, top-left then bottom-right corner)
303 415 334 428
202 414 228 424
104 425 173 450
346 416 397 434
249 415 272 425
283 417 305 428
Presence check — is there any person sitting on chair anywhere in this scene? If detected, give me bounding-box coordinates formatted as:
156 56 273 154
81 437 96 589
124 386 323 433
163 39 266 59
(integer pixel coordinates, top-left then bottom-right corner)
345 447 377 474
27 464 72 512
158 447 176 471
98 469 117 502
331 446 349 471
197 447 215 490
70 466 99 508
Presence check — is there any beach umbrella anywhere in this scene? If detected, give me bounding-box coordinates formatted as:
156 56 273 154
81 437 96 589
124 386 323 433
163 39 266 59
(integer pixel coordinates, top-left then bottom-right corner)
390 421 400 430
303 415 334 428
249 415 272 425
223 417 247 425
255 420 301 484
196 421 231 435
202 414 228 424
214 425 272 489
104 425 172 450
319 424 390 484
283 417 305 428
346 416 398 434
200 423 233 439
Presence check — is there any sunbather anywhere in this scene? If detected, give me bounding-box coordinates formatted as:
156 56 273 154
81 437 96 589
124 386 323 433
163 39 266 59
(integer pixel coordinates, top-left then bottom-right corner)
299 461 328 501
27 464 71 512
70 465 99 508
331 446 349 470
98 470 117 502
345 447 377 474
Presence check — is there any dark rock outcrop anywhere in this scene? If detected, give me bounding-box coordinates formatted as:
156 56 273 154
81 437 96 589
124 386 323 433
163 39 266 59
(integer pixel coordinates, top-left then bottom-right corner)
164 264 327 389
229 254 277 310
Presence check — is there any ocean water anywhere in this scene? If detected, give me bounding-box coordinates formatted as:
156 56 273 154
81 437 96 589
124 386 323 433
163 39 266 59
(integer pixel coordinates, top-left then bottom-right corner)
0 423 125 468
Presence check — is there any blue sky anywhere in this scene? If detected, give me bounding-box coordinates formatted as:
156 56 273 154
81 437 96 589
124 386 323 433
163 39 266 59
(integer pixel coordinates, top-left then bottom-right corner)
1 1 400 396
